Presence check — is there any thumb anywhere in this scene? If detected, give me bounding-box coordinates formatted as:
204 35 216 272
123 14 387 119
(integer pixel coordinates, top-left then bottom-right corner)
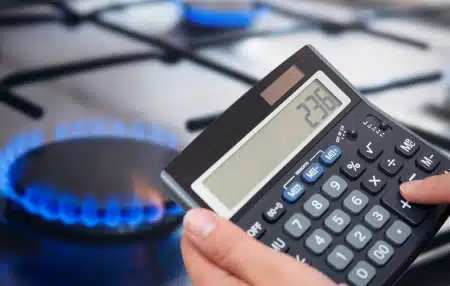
182 208 338 286
400 173 450 204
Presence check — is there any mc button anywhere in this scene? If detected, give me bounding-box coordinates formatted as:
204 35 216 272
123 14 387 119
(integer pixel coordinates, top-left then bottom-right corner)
395 138 420 159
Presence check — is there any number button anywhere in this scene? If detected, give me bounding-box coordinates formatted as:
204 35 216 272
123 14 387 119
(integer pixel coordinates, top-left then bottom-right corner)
364 205 390 230
302 163 324 185
361 173 387 194
303 194 330 219
324 209 351 234
320 145 342 166
346 225 372 250
246 221 266 239
284 213 311 239
367 241 394 266
263 202 286 223
321 175 348 199
358 141 383 162
343 190 369 215
379 154 404 177
341 158 366 180
348 261 376 286
386 220 412 246
395 138 420 159
282 181 305 203
327 245 354 271
416 152 440 173
305 229 332 255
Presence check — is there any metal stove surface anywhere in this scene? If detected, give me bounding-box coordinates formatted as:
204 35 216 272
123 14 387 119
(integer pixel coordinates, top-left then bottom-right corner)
1 1 450 285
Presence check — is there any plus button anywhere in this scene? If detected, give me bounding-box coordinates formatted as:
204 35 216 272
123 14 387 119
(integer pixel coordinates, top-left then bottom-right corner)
381 188 429 226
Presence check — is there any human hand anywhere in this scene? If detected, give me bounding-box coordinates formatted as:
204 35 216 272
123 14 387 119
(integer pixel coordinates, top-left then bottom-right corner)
181 208 347 286
400 172 450 204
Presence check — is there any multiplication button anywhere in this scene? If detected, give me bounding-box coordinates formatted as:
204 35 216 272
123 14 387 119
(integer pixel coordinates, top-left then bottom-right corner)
361 173 387 194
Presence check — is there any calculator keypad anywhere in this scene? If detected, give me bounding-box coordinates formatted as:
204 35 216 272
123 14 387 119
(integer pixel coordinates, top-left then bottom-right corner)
240 109 449 286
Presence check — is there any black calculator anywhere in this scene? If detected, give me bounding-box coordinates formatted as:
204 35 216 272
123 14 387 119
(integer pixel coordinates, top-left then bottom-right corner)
161 45 450 286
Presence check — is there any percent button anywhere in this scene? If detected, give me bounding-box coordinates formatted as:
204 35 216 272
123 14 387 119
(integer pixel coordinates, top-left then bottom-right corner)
341 158 366 180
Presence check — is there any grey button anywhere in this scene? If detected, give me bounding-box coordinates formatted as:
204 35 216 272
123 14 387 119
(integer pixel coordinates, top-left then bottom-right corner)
343 190 369 214
324 209 351 234
305 229 332 255
303 194 330 219
364 205 390 230
348 261 376 286
386 220 412 246
327 245 354 271
346 225 372 250
321 175 348 199
367 241 394 266
284 213 311 239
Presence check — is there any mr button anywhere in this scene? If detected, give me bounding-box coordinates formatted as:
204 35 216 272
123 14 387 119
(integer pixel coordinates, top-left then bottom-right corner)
395 138 420 159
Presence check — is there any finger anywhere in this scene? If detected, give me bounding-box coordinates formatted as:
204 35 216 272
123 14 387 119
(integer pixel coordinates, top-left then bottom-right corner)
181 235 247 286
182 208 337 286
400 173 450 204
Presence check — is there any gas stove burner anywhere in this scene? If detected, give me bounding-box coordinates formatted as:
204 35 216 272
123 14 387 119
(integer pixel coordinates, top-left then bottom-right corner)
182 0 266 29
0 118 184 237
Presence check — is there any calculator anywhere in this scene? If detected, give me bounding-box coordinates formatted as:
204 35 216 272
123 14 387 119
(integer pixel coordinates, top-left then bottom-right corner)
161 45 450 286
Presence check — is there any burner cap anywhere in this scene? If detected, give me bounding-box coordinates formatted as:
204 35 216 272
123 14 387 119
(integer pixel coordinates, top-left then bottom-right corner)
182 1 265 29
0 118 184 237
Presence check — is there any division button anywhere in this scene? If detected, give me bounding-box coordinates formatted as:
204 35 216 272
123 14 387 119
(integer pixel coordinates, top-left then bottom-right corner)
379 154 403 177
386 220 412 246
348 261 376 286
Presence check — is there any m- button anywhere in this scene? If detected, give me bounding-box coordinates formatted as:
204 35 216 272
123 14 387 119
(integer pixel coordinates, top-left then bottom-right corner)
395 138 420 159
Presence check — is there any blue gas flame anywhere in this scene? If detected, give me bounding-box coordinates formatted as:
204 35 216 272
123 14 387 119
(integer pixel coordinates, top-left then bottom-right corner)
0 118 184 229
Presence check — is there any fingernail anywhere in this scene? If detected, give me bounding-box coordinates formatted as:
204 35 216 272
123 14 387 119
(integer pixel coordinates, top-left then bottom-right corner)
338 284 349 286
400 180 423 193
183 209 217 238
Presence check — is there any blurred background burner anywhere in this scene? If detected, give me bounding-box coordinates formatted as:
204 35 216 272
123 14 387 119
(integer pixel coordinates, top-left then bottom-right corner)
0 119 184 239
182 0 264 29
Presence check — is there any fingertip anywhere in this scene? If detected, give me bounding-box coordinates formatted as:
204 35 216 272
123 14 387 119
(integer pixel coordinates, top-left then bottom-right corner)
183 208 218 239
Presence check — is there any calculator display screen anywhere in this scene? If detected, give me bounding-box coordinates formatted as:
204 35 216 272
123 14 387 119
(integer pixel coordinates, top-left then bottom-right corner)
192 73 351 218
